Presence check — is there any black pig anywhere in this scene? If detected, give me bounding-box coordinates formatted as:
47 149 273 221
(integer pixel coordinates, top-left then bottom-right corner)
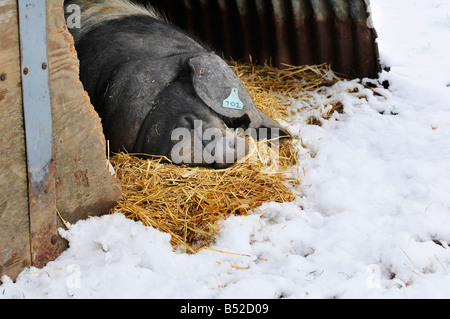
65 0 288 168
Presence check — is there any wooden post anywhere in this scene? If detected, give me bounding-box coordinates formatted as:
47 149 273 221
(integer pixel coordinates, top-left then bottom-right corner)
0 0 122 281
18 0 60 269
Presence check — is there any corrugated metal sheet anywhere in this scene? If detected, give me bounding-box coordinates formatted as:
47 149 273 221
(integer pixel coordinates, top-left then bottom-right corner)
138 0 380 79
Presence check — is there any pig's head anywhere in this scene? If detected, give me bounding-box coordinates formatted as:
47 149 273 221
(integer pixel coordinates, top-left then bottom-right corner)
103 53 289 168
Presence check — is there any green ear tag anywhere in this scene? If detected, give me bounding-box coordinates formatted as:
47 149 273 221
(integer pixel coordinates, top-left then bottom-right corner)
222 88 244 110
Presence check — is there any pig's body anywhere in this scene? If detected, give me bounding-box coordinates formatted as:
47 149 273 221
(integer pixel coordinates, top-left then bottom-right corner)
65 0 287 167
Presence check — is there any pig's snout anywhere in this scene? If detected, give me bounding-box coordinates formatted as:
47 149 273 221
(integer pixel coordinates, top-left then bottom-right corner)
210 134 249 169
169 121 249 168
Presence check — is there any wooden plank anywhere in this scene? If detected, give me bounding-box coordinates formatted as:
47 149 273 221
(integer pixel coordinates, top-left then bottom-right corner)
18 0 60 269
0 0 122 281
0 0 32 281
46 0 122 224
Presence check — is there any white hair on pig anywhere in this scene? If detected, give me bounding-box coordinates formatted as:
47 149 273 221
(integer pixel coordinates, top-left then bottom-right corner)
65 0 164 43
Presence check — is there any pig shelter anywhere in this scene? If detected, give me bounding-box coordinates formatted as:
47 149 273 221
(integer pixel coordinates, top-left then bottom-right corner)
140 0 380 79
0 0 122 282
0 0 380 281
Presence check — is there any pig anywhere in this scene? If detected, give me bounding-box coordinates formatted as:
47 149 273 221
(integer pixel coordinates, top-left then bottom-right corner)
64 0 289 168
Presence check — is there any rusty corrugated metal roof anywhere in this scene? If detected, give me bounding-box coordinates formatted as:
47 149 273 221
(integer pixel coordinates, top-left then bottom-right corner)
139 0 381 78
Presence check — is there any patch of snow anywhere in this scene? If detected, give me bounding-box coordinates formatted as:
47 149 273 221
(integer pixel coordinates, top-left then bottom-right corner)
2 0 450 299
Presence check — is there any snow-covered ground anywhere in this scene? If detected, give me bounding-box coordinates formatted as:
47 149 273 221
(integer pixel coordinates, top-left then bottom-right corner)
2 0 450 299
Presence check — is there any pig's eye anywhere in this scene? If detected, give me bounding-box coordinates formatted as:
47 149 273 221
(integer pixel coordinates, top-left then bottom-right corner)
179 115 196 129
220 114 250 131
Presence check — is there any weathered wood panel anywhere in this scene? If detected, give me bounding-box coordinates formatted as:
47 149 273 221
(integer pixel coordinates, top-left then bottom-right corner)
0 0 122 281
0 0 32 281
47 0 122 225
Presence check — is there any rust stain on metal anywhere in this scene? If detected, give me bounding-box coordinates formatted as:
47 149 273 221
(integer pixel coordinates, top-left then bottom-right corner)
28 158 60 269
142 0 380 79
271 0 292 66
291 0 314 65
18 0 61 270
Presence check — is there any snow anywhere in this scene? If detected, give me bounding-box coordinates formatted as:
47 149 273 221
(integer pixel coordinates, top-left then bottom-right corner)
2 0 450 299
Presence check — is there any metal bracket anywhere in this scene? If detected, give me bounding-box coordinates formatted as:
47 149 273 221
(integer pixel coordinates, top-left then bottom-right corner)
18 0 60 268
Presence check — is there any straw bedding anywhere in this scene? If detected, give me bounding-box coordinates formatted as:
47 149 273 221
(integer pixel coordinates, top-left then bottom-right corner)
109 61 343 252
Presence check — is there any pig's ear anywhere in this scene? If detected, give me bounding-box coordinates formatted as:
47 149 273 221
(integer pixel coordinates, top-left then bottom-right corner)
256 109 291 138
188 54 289 138
188 54 254 118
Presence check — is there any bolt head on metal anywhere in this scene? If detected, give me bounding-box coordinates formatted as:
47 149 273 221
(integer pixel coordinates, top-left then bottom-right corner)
23 67 29 75
41 62 47 70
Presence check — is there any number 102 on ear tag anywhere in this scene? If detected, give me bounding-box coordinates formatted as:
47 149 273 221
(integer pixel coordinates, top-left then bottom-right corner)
223 88 244 110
